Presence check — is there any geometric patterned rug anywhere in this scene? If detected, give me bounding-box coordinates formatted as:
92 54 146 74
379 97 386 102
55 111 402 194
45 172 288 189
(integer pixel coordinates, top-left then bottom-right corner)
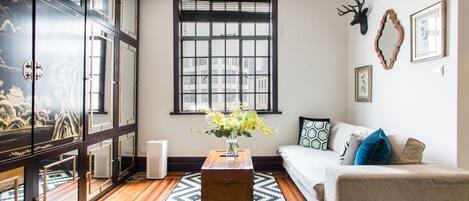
0 170 74 201
166 172 285 201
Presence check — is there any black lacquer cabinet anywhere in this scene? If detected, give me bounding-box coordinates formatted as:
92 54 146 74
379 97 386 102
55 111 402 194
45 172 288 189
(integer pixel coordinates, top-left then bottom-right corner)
0 0 139 200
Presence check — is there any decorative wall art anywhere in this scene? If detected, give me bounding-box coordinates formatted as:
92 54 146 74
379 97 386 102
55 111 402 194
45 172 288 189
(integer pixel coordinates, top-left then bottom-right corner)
375 9 404 70
355 65 372 102
411 0 446 62
337 0 369 35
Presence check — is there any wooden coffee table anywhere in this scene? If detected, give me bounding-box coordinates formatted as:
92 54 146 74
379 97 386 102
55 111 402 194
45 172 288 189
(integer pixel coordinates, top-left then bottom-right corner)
201 149 254 201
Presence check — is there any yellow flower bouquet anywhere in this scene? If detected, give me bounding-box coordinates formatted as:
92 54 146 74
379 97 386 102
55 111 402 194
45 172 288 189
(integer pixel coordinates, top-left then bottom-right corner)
203 106 274 158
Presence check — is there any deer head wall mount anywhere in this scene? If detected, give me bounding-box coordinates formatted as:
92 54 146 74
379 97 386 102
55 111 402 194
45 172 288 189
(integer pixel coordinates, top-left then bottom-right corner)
337 0 369 35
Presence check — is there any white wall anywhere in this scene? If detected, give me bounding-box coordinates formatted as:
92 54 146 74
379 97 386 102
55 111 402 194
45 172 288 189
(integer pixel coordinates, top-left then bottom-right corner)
138 0 348 156
347 0 459 165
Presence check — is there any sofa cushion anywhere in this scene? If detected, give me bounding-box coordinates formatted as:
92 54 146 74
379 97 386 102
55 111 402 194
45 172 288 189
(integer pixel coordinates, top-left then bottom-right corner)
338 133 363 165
329 121 374 153
355 129 392 165
298 117 330 145
278 145 339 193
388 135 425 165
299 120 331 150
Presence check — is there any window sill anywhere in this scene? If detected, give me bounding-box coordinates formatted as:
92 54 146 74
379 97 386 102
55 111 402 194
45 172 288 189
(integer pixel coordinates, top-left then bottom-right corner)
170 111 283 115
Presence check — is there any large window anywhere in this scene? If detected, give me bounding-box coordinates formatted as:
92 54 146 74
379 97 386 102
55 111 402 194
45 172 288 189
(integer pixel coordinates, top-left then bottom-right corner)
173 0 278 113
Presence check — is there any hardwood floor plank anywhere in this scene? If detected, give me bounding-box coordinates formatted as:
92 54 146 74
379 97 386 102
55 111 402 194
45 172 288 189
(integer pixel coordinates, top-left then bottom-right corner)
99 172 304 201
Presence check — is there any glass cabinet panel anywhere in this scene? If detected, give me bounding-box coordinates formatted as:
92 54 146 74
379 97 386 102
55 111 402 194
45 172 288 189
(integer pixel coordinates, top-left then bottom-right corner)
87 139 113 200
118 132 135 180
0 167 25 201
34 0 85 153
90 0 115 25
38 150 79 201
86 25 115 134
120 0 137 39
0 0 33 162
118 42 136 127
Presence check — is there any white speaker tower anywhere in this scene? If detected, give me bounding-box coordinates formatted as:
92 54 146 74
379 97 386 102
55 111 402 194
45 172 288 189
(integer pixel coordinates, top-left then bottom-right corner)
146 140 168 179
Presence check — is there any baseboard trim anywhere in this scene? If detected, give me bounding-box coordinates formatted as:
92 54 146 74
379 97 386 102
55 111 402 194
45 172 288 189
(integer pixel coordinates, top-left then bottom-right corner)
137 156 284 172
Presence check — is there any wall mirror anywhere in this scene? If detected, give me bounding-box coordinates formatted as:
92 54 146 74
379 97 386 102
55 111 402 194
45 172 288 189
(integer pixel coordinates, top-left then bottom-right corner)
38 149 79 201
119 42 137 127
87 25 115 134
118 132 135 180
87 139 113 200
0 167 25 200
120 0 138 39
374 9 404 70
90 0 115 24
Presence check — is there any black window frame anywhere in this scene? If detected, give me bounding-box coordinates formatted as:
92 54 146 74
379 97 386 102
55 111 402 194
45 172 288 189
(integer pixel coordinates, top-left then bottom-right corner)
171 0 280 115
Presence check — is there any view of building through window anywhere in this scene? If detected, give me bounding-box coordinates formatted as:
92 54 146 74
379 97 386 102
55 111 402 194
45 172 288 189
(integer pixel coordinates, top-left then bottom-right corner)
176 0 276 112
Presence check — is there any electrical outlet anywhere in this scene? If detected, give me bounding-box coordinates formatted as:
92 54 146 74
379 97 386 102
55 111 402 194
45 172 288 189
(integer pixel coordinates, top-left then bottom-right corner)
433 65 444 77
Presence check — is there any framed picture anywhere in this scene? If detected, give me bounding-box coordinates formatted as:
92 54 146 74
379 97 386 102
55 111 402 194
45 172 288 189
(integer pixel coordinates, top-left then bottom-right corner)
355 65 372 102
411 0 446 62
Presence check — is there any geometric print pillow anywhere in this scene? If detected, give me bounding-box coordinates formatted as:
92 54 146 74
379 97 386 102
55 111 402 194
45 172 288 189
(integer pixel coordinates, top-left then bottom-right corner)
299 120 332 150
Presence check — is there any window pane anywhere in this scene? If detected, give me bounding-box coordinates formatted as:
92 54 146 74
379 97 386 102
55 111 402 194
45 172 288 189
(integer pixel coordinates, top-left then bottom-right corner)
241 2 255 12
256 76 269 92
183 76 195 93
226 94 240 110
242 58 255 74
197 94 209 110
226 23 239 36
256 2 270 12
197 58 209 75
242 40 254 56
197 76 209 93
226 76 239 92
256 58 269 74
212 94 225 111
197 41 209 57
212 2 225 11
226 58 239 74
212 40 225 56
256 40 269 56
256 94 269 110
226 2 239 11
182 58 195 75
182 22 195 36
212 23 225 36
183 94 196 111
197 1 210 10
212 76 225 92
196 22 210 36
183 41 195 56
226 40 239 56
242 94 254 110
242 76 255 92
212 58 225 74
256 23 269 36
241 23 255 36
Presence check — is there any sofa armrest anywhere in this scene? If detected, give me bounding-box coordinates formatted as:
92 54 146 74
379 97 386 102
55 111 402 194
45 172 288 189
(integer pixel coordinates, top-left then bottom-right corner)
324 164 469 201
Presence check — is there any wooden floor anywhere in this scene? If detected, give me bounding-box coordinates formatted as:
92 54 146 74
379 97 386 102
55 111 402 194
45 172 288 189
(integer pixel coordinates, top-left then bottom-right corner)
99 172 305 201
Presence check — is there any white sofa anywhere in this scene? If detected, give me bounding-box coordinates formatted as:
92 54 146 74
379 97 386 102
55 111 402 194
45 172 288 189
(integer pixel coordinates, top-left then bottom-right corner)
278 121 469 201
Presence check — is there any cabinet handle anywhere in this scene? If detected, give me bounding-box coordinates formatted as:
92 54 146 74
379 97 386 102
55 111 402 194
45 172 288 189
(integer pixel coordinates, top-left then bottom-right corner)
22 60 44 82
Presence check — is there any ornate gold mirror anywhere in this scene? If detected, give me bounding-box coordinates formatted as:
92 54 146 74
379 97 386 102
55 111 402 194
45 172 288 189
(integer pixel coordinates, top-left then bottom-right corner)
375 9 404 70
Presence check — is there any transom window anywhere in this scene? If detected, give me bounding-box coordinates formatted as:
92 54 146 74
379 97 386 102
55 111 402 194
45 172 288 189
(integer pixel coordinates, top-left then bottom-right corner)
173 0 278 113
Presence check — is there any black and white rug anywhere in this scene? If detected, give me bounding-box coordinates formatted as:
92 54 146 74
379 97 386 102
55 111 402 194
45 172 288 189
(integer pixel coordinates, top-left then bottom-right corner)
166 172 285 201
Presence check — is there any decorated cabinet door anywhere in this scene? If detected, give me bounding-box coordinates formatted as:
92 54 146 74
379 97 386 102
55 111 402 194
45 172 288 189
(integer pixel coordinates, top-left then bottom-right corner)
34 0 84 152
0 0 33 162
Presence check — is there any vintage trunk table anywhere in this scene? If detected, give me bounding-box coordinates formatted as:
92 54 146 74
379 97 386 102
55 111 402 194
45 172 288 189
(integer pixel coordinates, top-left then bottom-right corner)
201 149 254 201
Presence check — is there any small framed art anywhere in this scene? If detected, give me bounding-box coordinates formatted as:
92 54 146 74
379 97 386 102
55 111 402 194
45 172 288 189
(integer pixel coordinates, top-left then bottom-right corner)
355 65 372 102
411 0 447 62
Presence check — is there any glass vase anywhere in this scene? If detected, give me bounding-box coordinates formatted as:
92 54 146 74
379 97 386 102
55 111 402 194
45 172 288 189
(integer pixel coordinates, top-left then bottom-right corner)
225 132 238 159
